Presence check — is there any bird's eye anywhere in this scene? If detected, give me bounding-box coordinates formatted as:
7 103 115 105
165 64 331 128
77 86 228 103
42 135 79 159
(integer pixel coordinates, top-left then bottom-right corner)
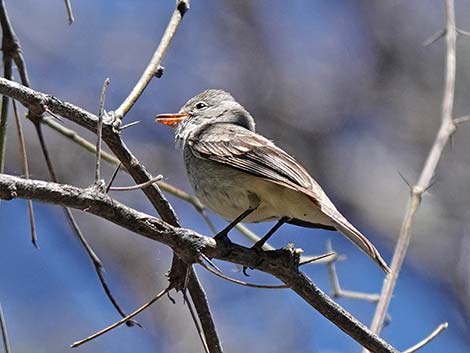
195 102 207 109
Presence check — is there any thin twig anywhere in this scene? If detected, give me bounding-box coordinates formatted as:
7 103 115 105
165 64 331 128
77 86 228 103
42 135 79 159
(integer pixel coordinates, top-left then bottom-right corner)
454 115 470 125
12 100 37 247
0 1 13 173
402 322 448 353
44 117 118 164
0 0 31 88
119 120 141 131
182 290 210 353
63 0 75 25
366 0 458 344
113 0 190 119
423 28 446 47
0 56 11 173
185 271 224 353
0 303 11 353
456 28 470 37
71 287 170 348
199 259 288 289
299 251 336 266
106 162 121 192
325 241 379 302
109 175 163 191
95 78 109 185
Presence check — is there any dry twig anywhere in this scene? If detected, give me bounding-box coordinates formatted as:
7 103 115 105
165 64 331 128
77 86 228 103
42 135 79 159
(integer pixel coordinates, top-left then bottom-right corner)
365 1 459 350
71 287 170 348
95 78 109 185
12 100 37 247
113 0 191 119
325 241 379 302
402 322 448 353
0 303 11 353
63 0 74 25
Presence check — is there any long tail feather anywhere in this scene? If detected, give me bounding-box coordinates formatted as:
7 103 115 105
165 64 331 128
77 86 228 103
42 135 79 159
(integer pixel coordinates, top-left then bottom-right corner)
333 219 390 274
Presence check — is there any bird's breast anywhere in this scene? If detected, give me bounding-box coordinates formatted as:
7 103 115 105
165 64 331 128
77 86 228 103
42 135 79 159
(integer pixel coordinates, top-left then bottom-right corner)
183 148 331 225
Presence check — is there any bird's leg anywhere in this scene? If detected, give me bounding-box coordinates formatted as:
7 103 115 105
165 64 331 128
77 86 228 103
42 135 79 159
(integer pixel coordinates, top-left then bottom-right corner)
252 217 289 250
242 217 290 276
214 205 258 242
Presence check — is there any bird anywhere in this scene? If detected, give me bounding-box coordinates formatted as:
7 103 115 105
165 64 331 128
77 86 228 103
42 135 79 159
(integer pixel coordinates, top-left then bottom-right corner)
156 89 390 273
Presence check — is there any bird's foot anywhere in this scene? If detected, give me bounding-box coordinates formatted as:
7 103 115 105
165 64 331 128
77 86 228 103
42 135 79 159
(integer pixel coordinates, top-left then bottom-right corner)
213 231 235 259
242 243 265 277
213 230 232 244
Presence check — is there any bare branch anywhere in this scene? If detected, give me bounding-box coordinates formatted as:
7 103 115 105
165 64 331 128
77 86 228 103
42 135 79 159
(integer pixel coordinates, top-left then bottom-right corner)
0 303 11 353
71 287 170 348
185 270 223 353
109 175 163 191
366 0 458 344
182 290 210 353
95 78 110 185
0 173 400 353
63 0 75 25
402 322 448 353
423 28 446 46
199 259 288 289
12 100 37 247
299 252 336 266
454 115 470 125
113 0 191 119
326 241 379 302
0 55 11 173
119 120 141 131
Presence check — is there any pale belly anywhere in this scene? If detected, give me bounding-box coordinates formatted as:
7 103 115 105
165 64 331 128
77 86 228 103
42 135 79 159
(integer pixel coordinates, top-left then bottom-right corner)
184 149 332 225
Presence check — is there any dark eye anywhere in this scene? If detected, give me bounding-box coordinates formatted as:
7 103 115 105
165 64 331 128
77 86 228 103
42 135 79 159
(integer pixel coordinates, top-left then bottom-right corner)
195 102 207 109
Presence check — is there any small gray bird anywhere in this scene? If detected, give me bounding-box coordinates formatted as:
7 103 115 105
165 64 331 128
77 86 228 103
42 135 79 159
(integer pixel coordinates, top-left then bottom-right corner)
156 89 390 273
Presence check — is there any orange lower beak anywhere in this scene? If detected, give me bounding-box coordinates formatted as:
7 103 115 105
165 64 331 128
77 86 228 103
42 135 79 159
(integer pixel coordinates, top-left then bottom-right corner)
155 113 190 127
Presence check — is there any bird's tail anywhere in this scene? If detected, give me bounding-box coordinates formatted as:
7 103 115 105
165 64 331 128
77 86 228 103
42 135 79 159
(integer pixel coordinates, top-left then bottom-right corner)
333 218 390 274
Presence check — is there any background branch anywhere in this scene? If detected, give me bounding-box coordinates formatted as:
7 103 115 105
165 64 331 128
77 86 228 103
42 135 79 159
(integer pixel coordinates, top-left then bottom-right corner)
366 0 458 341
0 303 11 353
113 0 190 119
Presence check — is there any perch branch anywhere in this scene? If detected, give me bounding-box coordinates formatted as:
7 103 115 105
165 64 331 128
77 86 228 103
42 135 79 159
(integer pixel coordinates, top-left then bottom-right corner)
0 173 399 353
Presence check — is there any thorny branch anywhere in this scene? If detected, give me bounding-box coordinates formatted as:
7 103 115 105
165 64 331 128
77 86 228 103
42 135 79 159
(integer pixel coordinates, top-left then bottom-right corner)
0 173 399 353
113 0 190 119
365 0 459 346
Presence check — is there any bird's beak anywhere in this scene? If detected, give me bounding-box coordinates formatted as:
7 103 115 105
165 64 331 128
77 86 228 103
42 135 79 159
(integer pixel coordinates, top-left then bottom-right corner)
155 113 190 127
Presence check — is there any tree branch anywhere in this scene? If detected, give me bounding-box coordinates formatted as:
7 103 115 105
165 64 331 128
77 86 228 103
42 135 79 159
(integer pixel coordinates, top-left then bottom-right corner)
0 173 400 353
0 303 11 353
367 0 458 341
113 0 190 119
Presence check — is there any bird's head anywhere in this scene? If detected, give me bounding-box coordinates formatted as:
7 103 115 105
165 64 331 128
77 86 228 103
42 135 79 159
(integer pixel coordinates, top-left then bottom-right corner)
156 89 255 145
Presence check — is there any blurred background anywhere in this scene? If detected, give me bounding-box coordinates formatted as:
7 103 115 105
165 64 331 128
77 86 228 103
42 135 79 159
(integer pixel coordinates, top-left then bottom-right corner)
0 0 469 352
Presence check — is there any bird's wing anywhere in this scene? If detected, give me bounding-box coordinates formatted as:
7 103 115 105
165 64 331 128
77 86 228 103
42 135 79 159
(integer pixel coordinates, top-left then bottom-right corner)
188 124 390 273
188 123 318 192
